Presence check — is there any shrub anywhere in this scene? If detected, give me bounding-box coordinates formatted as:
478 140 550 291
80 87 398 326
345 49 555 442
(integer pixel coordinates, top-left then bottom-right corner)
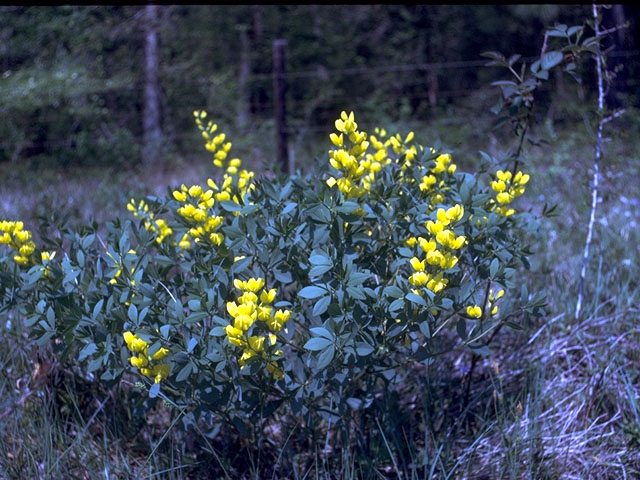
0 110 545 435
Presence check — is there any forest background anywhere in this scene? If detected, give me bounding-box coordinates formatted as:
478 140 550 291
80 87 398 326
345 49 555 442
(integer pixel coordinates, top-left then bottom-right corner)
1 5 640 479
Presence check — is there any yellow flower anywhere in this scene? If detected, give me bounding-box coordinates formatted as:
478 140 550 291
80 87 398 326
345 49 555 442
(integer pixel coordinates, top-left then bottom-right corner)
466 305 482 318
496 192 512 205
248 335 265 353
260 288 277 304
151 347 169 361
409 271 428 287
130 355 148 368
410 257 425 272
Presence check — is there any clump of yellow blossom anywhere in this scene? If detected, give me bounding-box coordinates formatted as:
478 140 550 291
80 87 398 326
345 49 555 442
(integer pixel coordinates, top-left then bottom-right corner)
123 331 171 383
465 287 505 320
224 276 291 379
172 183 224 249
490 170 530 216
418 152 458 209
0 220 37 266
127 198 173 245
407 204 466 295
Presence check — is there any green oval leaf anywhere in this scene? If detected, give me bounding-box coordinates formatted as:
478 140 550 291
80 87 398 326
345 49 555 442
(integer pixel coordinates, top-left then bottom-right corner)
298 285 327 299
304 337 333 351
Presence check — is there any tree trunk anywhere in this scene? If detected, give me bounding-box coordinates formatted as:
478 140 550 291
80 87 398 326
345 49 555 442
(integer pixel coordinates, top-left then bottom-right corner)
273 39 289 174
142 4 162 166
237 26 251 129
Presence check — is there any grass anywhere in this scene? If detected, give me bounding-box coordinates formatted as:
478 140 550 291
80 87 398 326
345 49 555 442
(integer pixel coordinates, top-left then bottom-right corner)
1 99 640 478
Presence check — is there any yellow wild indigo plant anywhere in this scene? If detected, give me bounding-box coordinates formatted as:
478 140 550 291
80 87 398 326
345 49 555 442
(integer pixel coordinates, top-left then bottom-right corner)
0 109 545 433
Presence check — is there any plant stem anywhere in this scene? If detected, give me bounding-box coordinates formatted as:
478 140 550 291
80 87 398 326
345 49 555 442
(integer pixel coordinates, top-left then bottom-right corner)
575 3 604 320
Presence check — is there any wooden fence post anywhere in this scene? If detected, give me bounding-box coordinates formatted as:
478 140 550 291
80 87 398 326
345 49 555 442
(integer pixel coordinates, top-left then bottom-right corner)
273 39 290 174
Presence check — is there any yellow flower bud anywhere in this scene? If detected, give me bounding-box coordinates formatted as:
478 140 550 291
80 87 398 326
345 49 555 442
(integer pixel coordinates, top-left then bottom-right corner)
466 305 482 318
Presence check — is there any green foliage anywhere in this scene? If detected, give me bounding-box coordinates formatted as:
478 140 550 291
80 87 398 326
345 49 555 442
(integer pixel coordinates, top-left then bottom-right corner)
0 110 544 440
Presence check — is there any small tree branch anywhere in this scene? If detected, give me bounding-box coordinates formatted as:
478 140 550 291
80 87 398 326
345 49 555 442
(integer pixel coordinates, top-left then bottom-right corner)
575 3 625 319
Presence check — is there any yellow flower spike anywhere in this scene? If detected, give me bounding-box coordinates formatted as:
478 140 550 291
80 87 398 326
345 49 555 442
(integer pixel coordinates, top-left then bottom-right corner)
496 289 505 299
405 131 415 143
466 305 482 318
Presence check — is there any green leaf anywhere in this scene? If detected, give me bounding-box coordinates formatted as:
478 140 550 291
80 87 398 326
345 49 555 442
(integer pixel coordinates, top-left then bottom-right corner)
541 51 563 70
312 296 331 316
185 311 208 324
281 202 297 215
346 286 366 300
220 200 242 212
490 258 500 278
335 202 360 214
406 292 426 307
347 271 370 287
388 298 405 312
304 337 333 351
309 254 332 266
298 285 327 299
316 345 335 369
160 325 171 338
356 342 374 357
419 321 431 339
309 264 332 277
78 343 97 361
176 363 192 382
149 383 160 398
383 285 404 299
127 303 138 324
309 327 335 341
